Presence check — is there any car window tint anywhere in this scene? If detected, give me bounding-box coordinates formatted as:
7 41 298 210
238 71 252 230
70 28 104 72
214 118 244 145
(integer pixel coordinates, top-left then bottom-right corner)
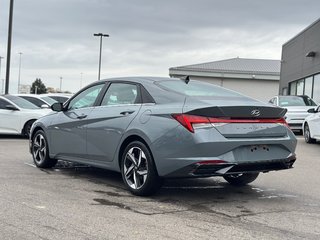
0 98 11 109
68 84 104 110
101 83 138 106
4 95 39 109
41 96 57 105
279 96 317 107
21 96 43 107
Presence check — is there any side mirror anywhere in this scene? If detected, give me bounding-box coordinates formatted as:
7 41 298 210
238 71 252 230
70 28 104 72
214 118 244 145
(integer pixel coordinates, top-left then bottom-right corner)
41 104 50 109
307 108 316 113
51 102 63 112
5 104 19 111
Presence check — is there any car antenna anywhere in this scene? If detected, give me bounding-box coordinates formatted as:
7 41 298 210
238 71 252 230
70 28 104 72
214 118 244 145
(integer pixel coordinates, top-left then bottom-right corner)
180 76 190 84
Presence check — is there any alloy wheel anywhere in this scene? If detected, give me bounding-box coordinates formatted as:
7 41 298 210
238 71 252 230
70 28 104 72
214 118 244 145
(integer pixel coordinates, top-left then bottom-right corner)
123 147 148 190
304 125 310 142
33 133 47 164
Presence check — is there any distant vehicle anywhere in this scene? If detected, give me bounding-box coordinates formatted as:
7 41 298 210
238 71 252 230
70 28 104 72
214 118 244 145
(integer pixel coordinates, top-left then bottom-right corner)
0 95 52 137
30 77 297 196
268 95 317 132
41 93 73 104
303 105 320 143
15 94 57 108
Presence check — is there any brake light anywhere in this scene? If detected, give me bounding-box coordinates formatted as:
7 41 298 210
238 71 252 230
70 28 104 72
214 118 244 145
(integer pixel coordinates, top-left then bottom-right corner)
172 114 209 133
172 114 289 132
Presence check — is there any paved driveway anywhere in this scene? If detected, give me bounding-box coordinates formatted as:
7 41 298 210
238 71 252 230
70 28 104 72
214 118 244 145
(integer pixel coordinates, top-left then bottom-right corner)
0 136 319 239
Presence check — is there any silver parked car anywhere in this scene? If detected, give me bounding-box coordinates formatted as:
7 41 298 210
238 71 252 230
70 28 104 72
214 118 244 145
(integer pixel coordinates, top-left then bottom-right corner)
268 95 317 132
30 77 297 196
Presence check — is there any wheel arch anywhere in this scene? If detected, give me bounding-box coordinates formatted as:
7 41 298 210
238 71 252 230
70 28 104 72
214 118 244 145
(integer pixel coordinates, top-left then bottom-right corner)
117 133 154 170
29 123 50 154
22 119 37 136
30 125 44 140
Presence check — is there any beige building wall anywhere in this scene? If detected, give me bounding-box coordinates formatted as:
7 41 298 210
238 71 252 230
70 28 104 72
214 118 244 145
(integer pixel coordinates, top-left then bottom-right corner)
189 76 278 102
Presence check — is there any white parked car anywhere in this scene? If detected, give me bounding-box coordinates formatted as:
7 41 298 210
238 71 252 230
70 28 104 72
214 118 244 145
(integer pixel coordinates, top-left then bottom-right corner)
303 105 320 143
0 95 52 137
41 93 72 104
268 95 317 132
15 94 57 108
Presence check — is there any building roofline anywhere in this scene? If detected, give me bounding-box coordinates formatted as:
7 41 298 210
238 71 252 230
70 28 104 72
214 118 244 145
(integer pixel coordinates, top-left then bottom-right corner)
169 66 279 76
282 17 320 47
169 57 280 76
169 69 280 81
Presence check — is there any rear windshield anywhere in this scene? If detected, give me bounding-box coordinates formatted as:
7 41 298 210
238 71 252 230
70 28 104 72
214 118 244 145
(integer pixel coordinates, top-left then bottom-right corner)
4 95 39 109
156 80 245 98
279 96 317 107
40 96 57 105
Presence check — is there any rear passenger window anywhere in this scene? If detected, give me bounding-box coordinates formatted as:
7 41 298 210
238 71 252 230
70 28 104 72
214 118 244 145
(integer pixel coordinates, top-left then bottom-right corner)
101 83 138 106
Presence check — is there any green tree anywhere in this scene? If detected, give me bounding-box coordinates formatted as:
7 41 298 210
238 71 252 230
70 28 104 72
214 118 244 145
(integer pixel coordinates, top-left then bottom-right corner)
30 78 47 94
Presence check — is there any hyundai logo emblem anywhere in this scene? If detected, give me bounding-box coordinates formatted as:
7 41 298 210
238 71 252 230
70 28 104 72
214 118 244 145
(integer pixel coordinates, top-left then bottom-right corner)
251 109 261 117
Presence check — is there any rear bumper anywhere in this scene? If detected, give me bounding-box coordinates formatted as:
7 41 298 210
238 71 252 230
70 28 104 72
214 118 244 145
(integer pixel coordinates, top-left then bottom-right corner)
288 123 303 131
165 154 296 178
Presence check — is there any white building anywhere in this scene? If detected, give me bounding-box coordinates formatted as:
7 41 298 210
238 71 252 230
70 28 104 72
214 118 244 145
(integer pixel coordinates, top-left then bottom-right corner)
169 58 280 102
19 84 31 94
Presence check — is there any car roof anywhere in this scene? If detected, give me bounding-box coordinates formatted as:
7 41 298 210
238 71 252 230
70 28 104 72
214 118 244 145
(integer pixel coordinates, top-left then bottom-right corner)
97 76 177 85
14 94 46 98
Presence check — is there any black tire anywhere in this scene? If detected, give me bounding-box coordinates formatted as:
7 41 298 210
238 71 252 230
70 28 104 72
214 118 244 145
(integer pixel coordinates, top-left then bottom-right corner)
223 173 259 186
31 130 57 168
304 123 316 144
23 120 35 138
120 141 162 196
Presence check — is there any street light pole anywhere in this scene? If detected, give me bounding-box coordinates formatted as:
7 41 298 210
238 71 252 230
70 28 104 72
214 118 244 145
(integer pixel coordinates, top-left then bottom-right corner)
59 76 62 92
1 79 4 94
5 0 15 94
0 56 3 91
93 33 109 80
17 52 22 93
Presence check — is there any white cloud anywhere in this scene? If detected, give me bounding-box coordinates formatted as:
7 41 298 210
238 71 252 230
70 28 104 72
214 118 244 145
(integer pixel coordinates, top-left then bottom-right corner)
0 0 319 93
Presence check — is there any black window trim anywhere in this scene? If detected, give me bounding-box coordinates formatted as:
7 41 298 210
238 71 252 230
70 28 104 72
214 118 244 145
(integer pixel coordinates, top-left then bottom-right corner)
95 80 155 106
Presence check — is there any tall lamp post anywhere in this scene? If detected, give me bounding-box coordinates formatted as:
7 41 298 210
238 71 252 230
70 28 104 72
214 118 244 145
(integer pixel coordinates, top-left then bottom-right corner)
1 79 4 94
59 76 63 92
5 0 14 94
0 56 3 94
17 52 22 93
0 56 4 92
93 33 109 80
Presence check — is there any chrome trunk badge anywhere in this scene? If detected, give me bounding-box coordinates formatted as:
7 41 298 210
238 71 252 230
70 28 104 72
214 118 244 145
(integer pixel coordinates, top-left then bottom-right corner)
251 109 261 117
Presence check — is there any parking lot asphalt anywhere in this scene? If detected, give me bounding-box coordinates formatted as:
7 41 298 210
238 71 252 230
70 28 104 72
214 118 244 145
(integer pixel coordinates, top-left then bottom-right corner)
0 135 320 240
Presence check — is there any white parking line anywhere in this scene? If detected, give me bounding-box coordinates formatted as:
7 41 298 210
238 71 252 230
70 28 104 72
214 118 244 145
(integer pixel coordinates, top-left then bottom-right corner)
163 186 225 189
24 162 36 168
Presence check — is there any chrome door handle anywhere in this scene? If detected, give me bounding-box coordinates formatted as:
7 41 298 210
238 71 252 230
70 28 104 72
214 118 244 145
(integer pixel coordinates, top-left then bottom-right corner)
77 114 87 119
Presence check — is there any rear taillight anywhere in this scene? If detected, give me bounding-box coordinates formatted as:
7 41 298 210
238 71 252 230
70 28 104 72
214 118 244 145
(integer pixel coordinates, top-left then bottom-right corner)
172 114 210 133
172 114 289 133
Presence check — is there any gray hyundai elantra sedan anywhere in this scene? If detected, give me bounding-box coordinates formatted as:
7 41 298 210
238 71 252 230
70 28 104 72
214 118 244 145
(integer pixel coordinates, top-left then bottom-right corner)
30 77 297 196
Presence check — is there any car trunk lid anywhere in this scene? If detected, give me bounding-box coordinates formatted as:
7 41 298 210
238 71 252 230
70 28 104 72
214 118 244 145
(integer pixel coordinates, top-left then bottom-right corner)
179 97 288 138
